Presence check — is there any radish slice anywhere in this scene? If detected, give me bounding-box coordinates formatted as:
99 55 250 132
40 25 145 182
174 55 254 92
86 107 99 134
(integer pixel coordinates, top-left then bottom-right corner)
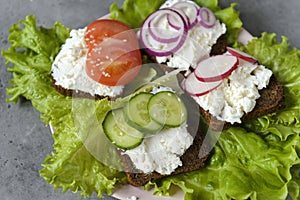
226 47 257 63
197 7 216 28
194 55 239 82
183 72 222 96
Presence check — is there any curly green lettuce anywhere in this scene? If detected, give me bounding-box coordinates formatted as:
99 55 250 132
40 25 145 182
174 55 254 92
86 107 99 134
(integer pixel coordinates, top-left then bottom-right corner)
2 1 300 200
109 0 166 29
2 15 127 197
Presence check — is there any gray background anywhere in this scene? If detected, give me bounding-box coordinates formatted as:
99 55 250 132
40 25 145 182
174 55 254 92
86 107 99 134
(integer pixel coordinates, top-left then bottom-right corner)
0 0 299 200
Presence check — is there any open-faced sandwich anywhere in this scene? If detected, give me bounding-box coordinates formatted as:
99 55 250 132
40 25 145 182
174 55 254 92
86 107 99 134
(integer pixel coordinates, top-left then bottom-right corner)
137 0 285 131
3 0 300 199
51 18 142 100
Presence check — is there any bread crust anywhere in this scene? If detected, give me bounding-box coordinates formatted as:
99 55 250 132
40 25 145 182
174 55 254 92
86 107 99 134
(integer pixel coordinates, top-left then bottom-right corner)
120 116 210 187
52 76 113 100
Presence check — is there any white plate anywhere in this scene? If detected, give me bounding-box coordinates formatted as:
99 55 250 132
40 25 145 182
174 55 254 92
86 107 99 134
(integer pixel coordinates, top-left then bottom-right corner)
112 184 184 200
50 14 254 200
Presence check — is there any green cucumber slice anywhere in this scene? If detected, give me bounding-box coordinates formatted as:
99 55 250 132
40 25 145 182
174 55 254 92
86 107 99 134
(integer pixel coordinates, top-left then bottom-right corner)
124 92 163 133
148 91 187 127
103 109 144 150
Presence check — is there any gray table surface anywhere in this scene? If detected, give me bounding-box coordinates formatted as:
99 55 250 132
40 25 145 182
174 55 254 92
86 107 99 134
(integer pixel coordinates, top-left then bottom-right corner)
1 0 300 200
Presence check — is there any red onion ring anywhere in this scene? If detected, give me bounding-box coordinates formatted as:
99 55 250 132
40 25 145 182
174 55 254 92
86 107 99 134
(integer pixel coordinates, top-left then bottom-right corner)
171 1 200 30
197 7 216 28
140 3 217 57
140 8 188 57
167 8 190 30
148 19 181 43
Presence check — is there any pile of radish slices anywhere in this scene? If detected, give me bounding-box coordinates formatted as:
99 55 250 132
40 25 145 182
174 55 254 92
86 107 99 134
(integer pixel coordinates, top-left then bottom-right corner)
183 47 258 97
139 1 216 56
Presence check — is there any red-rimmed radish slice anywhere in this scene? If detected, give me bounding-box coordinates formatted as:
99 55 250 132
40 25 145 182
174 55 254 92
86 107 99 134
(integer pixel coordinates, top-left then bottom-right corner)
197 7 216 28
140 8 188 57
194 55 238 82
183 72 222 97
226 47 257 63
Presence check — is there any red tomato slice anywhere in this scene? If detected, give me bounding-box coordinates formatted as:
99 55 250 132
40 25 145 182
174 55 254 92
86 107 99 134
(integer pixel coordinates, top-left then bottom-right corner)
85 19 139 49
84 19 142 86
86 37 142 86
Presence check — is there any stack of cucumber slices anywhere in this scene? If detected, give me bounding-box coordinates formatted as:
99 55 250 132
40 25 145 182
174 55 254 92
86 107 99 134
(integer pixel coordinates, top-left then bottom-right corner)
103 90 188 150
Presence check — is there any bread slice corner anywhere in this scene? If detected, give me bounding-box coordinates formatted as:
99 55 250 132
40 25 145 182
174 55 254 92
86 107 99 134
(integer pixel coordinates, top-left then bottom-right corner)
199 75 285 131
51 76 114 100
120 125 210 187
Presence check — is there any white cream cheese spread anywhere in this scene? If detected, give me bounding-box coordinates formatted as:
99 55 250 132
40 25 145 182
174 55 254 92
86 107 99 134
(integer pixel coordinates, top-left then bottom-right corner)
123 123 193 175
193 58 273 124
51 28 124 97
154 0 227 71
123 86 193 175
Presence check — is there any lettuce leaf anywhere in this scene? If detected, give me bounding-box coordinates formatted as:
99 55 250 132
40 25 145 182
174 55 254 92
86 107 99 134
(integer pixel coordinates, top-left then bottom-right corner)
39 98 127 198
109 0 166 29
2 15 127 197
110 0 242 44
3 15 69 105
246 33 300 123
148 127 300 200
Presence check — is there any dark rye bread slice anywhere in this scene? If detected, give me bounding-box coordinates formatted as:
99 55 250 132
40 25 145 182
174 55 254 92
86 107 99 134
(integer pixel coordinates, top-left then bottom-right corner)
200 75 285 131
119 94 210 187
210 34 228 56
120 128 209 187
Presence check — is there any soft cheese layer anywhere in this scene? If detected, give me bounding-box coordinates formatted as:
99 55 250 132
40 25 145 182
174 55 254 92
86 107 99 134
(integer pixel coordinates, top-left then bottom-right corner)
52 28 124 97
193 59 273 124
123 123 193 175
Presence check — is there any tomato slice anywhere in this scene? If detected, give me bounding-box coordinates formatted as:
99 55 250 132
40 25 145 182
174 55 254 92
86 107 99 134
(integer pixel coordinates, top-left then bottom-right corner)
85 19 142 86
85 19 139 49
86 36 142 86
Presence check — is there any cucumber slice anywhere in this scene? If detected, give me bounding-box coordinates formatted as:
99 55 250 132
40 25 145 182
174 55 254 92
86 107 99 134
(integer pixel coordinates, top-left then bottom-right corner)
148 91 187 127
103 109 144 150
124 92 163 134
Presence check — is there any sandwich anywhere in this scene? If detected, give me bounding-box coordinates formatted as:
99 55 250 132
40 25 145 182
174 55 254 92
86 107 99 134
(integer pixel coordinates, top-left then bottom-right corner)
104 85 210 187
138 0 284 131
3 0 300 199
181 49 284 131
51 19 142 100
